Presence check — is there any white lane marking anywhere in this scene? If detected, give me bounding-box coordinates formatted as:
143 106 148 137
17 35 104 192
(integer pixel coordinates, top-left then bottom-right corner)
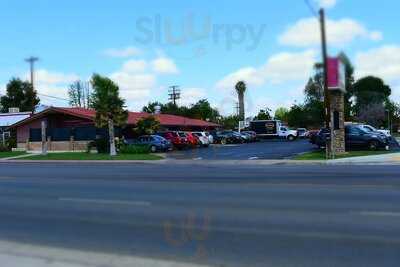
193 157 203 160
358 211 400 217
58 198 152 207
248 157 259 160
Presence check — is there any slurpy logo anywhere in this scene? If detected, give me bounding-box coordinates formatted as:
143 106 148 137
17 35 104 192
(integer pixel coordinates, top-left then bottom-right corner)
134 14 267 52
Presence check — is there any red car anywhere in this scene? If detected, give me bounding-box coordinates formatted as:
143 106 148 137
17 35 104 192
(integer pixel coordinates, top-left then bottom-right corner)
181 132 200 148
156 131 188 149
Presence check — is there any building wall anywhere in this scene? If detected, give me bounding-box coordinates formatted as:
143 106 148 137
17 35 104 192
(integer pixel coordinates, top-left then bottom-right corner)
16 114 94 143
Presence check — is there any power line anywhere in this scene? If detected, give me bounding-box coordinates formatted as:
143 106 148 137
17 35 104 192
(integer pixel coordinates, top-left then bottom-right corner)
303 0 319 18
38 93 69 102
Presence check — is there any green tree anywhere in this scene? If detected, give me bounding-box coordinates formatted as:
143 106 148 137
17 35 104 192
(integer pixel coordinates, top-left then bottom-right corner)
274 107 289 122
68 80 92 108
220 115 239 130
135 116 160 135
142 101 163 113
187 99 220 121
338 52 355 120
0 78 40 113
353 76 391 116
255 108 272 120
91 74 128 156
235 81 246 120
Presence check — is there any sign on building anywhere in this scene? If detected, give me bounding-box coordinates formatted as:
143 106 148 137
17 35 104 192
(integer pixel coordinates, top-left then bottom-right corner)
327 57 346 93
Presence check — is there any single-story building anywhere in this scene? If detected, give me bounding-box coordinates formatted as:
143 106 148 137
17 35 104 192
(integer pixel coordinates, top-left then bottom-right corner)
9 106 220 151
0 110 32 145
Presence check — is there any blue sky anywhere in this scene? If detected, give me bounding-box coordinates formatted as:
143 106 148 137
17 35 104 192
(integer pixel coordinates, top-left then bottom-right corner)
1 0 399 116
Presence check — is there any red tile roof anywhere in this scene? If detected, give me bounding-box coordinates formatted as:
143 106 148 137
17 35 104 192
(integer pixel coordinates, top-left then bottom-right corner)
11 107 219 128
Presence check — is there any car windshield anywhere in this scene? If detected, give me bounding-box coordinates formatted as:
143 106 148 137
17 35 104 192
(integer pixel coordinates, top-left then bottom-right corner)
364 125 377 132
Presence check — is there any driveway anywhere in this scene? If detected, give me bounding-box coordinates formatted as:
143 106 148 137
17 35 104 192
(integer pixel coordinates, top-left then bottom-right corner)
167 139 317 160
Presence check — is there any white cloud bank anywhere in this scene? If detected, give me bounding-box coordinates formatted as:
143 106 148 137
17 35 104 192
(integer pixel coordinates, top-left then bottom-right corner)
279 17 382 47
355 45 400 102
216 50 317 90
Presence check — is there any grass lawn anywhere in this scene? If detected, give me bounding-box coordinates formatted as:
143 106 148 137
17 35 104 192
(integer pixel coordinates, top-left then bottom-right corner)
19 152 163 161
0 151 26 159
294 150 396 160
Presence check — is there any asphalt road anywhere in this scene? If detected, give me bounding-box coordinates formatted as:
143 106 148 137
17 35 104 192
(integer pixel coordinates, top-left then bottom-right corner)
1 162 400 267
168 139 317 160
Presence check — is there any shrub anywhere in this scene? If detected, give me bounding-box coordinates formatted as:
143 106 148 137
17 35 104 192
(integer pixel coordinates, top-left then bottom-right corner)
86 138 110 154
6 137 17 150
0 144 10 152
119 144 150 154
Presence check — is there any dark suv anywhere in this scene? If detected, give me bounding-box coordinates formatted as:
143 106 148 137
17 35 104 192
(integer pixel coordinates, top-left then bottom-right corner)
315 125 389 151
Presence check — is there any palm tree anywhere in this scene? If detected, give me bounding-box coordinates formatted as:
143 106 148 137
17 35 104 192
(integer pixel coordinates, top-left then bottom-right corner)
91 74 128 156
235 81 246 120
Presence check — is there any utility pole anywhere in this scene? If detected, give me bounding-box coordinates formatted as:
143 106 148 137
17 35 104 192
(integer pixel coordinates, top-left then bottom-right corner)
319 9 330 128
234 102 240 116
168 85 181 105
25 57 39 89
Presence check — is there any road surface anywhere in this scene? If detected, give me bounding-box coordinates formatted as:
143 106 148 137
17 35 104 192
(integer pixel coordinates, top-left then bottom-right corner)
168 139 317 160
0 162 400 266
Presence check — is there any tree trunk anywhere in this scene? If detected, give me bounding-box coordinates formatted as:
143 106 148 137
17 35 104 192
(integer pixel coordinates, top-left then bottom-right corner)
41 120 47 155
108 119 117 156
238 92 245 121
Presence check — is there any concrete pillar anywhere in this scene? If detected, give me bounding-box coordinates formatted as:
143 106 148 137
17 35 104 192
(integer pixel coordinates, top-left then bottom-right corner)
329 91 346 155
47 136 52 151
70 136 74 151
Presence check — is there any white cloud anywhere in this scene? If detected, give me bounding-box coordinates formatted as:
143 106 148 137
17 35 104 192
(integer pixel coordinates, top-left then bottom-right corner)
355 45 400 103
180 88 206 106
121 59 148 73
110 72 156 102
34 69 79 85
316 0 337 9
216 50 316 90
151 57 179 74
279 17 382 47
0 84 5 95
355 45 400 81
22 69 80 105
109 54 180 109
103 46 142 58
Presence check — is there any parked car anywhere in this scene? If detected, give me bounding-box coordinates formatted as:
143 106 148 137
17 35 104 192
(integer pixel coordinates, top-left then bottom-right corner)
315 125 390 151
181 132 199 148
357 124 391 137
297 128 308 138
205 132 214 144
308 130 320 144
192 132 210 147
125 135 172 152
241 131 258 142
156 131 188 149
210 131 242 144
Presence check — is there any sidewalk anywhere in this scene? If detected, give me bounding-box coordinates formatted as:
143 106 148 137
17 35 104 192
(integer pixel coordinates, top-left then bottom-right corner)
329 152 400 164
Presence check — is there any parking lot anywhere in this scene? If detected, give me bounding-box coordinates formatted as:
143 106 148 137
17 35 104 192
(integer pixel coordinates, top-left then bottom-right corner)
167 139 317 160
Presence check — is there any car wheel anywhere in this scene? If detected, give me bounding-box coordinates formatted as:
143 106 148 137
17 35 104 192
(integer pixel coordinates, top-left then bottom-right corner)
150 145 157 153
221 138 227 145
368 141 379 151
287 135 295 141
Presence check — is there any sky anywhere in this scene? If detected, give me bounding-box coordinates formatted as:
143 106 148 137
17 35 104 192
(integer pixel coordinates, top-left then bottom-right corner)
0 0 399 116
